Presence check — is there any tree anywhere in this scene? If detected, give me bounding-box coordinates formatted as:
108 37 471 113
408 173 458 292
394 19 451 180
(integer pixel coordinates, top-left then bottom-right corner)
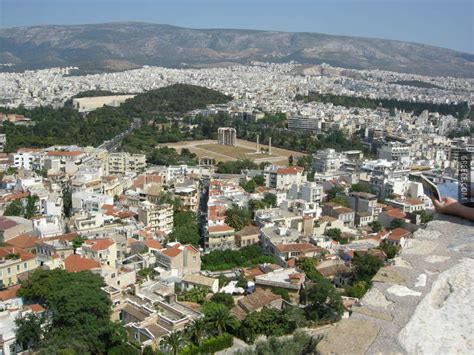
345 281 370 298
325 228 342 240
203 303 239 336
262 193 277 207
305 278 344 321
236 331 322 355
211 293 235 308
240 178 257 193
350 183 372 193
414 210 434 224
187 318 208 347
225 207 252 231
327 186 344 200
15 313 44 351
160 331 185 355
72 235 86 249
178 287 208 304
352 254 383 283
368 221 382 232
330 196 349 208
17 269 127 354
390 218 405 229
238 308 296 344
248 199 268 211
4 200 23 217
62 189 72 218
380 243 398 259
169 211 200 247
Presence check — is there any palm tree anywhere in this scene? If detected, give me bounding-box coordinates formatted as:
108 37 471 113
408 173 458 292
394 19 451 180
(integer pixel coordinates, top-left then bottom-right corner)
206 304 239 336
187 318 207 347
160 331 184 355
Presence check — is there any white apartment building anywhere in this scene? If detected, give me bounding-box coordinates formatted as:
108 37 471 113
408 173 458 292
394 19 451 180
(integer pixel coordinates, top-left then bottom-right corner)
108 152 146 175
377 143 411 162
137 201 173 235
11 149 42 170
263 166 306 190
72 191 114 213
0 134 6 152
312 149 345 174
287 182 323 204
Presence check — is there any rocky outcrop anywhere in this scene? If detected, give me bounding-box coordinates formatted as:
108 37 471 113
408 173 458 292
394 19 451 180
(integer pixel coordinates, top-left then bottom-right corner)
316 214 474 354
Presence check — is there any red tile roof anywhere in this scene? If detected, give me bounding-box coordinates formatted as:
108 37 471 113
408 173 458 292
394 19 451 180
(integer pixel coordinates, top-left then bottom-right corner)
47 150 82 157
30 304 46 312
84 238 115 251
6 234 39 249
208 224 235 233
276 166 303 175
64 254 100 272
276 243 320 253
384 208 406 219
388 228 411 241
0 285 21 301
161 246 182 257
0 246 36 261
143 239 162 250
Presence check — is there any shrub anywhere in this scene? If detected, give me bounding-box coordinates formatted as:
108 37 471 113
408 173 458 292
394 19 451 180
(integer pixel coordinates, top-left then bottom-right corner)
180 333 233 354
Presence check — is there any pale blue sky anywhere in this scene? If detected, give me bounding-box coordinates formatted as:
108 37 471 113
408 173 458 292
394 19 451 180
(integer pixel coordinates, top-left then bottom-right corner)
1 0 472 53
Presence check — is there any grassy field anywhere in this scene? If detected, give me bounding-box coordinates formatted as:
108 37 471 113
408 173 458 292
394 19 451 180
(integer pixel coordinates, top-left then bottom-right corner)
164 139 304 165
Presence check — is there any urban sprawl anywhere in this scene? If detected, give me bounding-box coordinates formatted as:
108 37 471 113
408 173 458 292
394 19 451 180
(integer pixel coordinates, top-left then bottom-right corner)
0 62 472 354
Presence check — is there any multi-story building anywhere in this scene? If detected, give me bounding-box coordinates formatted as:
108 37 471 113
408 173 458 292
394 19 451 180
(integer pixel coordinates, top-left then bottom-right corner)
72 191 114 213
287 181 323 204
377 142 411 161
206 224 235 251
263 166 305 190
322 202 355 227
154 242 201 277
108 152 146 175
0 134 6 152
347 191 379 215
11 148 42 170
137 201 173 235
82 238 117 267
288 116 320 132
312 149 345 174
0 247 38 287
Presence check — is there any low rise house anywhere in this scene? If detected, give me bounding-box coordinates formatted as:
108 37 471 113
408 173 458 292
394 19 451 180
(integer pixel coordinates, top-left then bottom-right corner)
385 227 411 247
0 216 34 242
154 243 201 277
206 224 235 251
322 202 355 227
234 224 260 248
254 267 305 303
0 246 37 287
181 273 219 293
82 238 117 267
231 289 283 320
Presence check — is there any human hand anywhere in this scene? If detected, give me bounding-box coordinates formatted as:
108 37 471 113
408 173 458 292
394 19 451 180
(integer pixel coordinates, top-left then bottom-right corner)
431 196 458 214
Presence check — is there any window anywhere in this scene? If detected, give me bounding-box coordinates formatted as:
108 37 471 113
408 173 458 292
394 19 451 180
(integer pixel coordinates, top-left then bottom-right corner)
17 265 20 272
23 262 27 269
7 267 11 274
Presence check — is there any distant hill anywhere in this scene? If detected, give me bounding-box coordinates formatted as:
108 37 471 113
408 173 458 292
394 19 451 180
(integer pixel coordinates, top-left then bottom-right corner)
1 22 473 77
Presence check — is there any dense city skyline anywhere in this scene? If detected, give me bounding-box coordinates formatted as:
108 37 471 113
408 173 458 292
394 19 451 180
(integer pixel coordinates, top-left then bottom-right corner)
1 0 472 53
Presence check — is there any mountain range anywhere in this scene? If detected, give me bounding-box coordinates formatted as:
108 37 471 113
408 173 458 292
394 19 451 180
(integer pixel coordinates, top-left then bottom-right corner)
1 22 473 77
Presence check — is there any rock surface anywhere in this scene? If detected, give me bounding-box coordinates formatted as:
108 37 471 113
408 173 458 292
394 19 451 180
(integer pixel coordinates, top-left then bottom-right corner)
317 214 474 354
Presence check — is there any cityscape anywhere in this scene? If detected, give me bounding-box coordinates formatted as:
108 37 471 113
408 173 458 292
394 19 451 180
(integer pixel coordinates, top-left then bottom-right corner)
0 1 472 355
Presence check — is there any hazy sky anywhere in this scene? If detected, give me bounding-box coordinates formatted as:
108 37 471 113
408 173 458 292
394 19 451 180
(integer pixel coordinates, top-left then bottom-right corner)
1 0 472 53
